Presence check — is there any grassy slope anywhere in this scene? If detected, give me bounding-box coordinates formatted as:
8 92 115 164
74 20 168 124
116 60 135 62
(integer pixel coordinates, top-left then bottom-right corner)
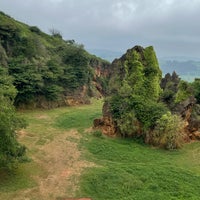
0 99 200 199
78 138 200 200
55 100 200 199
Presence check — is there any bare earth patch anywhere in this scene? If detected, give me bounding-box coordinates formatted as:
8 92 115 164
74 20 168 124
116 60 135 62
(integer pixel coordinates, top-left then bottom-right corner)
15 129 94 200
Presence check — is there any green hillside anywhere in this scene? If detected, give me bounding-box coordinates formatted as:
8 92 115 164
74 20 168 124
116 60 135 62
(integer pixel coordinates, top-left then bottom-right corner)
0 11 110 108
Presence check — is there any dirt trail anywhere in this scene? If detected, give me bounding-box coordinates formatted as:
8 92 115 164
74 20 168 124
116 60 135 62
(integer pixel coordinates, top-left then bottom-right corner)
16 128 94 200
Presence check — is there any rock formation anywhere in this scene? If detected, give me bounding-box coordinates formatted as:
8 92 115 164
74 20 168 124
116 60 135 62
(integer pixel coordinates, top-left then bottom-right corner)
94 45 200 148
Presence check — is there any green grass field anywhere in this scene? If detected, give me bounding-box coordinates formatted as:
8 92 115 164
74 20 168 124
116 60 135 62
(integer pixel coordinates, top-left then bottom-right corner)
1 99 200 199
78 137 200 199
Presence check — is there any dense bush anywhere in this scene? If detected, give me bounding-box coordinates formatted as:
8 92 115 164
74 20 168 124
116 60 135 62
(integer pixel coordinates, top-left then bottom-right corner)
175 80 192 103
0 66 26 169
152 112 184 149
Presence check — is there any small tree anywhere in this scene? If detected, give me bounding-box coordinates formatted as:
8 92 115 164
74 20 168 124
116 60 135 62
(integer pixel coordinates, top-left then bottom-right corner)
49 28 62 39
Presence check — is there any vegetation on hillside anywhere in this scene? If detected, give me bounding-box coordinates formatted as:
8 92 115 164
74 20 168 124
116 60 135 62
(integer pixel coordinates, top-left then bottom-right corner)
0 11 110 108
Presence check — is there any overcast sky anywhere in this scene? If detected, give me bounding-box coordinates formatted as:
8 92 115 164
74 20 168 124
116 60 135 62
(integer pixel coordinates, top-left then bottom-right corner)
1 0 200 58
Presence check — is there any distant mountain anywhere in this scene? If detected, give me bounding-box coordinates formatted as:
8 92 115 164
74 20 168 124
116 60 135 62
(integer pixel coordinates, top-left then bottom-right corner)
159 58 200 81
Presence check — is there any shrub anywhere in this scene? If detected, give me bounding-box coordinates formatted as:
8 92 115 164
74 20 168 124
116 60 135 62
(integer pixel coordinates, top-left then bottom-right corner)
175 80 192 103
151 112 184 149
0 66 27 170
116 111 142 138
29 26 41 34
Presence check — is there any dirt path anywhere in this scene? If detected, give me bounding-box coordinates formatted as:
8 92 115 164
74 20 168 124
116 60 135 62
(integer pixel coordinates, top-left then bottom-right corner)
16 128 94 200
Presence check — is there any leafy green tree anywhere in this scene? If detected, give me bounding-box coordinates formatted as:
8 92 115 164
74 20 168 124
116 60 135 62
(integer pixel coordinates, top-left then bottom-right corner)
41 59 64 100
8 57 44 105
62 46 90 88
0 66 26 169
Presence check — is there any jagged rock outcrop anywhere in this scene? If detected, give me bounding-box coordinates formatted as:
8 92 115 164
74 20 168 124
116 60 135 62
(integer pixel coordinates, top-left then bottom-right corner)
161 73 200 140
94 45 162 137
94 45 200 148
89 58 111 97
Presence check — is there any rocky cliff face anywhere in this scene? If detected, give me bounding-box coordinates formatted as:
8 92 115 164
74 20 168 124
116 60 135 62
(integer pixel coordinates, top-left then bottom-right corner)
89 58 111 97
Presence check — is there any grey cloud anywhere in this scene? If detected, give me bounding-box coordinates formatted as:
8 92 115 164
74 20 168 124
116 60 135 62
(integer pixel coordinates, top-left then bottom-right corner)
1 0 200 57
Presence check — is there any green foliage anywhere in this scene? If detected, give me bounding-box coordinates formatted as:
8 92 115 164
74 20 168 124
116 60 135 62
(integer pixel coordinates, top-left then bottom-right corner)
152 112 184 149
175 80 192 103
108 46 167 140
96 76 109 95
8 57 43 105
131 97 168 130
143 46 162 100
0 67 16 100
161 87 175 105
60 64 81 90
62 45 90 87
116 111 141 137
106 46 195 150
13 36 39 58
0 66 26 170
43 85 63 101
29 26 41 34
0 12 109 107
191 78 200 103
0 163 37 193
